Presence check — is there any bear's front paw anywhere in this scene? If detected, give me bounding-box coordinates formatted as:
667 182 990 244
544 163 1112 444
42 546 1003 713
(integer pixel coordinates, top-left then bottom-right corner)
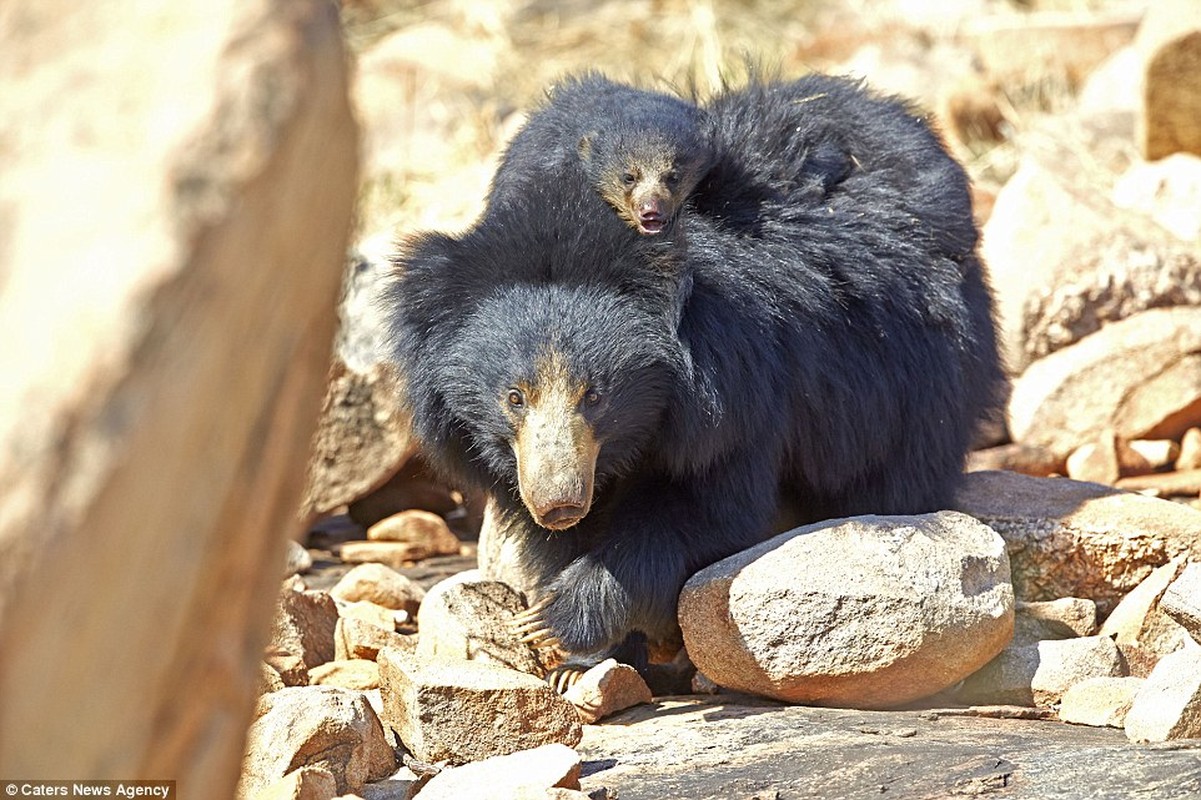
511 595 568 670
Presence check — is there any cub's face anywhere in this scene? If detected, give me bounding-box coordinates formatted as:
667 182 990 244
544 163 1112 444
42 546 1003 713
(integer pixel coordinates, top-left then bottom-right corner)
580 130 714 235
443 284 679 529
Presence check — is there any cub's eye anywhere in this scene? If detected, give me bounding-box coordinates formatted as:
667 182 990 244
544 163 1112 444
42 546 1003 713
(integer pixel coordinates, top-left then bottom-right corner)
621 172 637 187
507 388 525 408
663 170 679 186
583 388 601 407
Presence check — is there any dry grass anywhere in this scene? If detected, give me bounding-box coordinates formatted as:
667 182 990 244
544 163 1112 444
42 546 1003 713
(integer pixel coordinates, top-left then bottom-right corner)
340 0 1144 237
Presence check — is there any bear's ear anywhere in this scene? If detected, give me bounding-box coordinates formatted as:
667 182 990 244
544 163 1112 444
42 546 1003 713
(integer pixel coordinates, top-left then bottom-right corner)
578 133 596 162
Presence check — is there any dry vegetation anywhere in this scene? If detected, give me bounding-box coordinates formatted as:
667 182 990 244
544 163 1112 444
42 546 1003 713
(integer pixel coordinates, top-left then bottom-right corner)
339 0 1144 237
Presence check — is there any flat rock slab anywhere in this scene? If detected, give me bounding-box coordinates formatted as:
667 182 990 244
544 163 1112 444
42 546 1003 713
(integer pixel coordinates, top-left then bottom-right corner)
577 696 1201 799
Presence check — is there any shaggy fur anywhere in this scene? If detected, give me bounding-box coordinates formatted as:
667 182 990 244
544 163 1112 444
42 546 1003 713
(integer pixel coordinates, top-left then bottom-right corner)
487 73 713 233
388 73 1004 661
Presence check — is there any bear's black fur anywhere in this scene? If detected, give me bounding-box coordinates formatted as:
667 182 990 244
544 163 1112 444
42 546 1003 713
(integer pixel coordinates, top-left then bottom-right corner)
487 73 713 234
388 73 1004 663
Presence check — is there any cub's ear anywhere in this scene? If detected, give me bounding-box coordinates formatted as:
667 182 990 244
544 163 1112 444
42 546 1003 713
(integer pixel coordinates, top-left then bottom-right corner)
577 133 597 162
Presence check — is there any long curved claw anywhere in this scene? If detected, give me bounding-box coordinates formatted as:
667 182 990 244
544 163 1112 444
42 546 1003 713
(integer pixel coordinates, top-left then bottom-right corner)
547 665 589 694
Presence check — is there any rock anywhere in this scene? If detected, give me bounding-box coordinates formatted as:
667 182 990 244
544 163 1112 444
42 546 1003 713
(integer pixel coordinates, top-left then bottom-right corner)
1178 428 1201 470
337 600 400 631
338 541 441 570
1128 439 1183 472
1009 308 1201 457
1116 469 1201 497
956 635 1126 707
952 471 1201 613
576 695 1201 799
265 652 310 688
679 512 1014 708
302 243 418 519
983 160 1201 376
1113 154 1201 241
331 563 425 616
367 509 461 552
1059 676 1144 729
377 647 582 765
1065 431 1122 485
562 659 653 724
285 541 314 578
1160 562 1201 645
308 659 381 691
270 587 340 670
239 686 396 798
260 662 287 695
416 574 545 675
1125 646 1201 742
1135 0 1201 160
0 0 357 788
1013 598 1097 645
334 617 416 662
415 744 581 800
1099 555 1190 660
253 766 338 800
966 442 1066 477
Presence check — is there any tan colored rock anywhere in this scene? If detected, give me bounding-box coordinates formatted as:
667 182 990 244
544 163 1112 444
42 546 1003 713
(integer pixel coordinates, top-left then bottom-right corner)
334 617 416 662
983 160 1201 376
956 635 1125 708
308 659 381 691
563 659 653 724
1009 308 1201 457
1178 428 1201 470
1099 555 1189 659
1059 676 1144 728
679 512 1014 708
1116 469 1201 497
270 588 340 671
952 471 1201 613
965 10 1139 87
367 509 461 551
1125 646 1201 742
1136 0 1201 160
253 766 338 800
415 744 581 800
966 442 1065 477
331 563 425 616
338 541 437 570
1113 154 1201 241
337 600 400 632
239 686 396 799
377 648 582 765
1160 562 1201 645
1013 598 1097 645
1127 439 1183 472
0 0 357 788
1065 431 1122 485
416 573 545 676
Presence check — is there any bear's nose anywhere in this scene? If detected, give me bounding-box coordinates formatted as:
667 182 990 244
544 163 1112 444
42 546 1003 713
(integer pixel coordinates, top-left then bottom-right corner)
537 503 587 530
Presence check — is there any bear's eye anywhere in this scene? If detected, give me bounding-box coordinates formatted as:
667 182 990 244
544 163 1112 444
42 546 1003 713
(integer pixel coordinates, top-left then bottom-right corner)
583 388 601 407
506 388 525 408
663 170 679 187
621 171 637 187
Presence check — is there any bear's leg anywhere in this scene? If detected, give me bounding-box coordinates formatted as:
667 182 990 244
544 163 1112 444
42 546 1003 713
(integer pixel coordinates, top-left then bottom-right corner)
519 446 781 657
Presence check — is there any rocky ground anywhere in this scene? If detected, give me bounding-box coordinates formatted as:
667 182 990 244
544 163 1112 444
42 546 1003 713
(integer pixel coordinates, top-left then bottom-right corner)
241 0 1201 797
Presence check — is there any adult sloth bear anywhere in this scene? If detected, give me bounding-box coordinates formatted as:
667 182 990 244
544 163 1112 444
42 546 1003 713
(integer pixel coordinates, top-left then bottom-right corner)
388 73 1004 667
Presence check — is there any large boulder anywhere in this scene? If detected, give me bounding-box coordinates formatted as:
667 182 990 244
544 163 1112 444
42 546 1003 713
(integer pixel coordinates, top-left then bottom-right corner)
953 471 1201 613
1008 308 1201 456
0 0 357 792
679 512 1013 708
1135 0 1201 160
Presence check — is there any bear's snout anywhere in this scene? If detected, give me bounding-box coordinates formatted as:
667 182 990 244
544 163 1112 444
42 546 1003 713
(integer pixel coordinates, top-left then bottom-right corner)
511 362 600 531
